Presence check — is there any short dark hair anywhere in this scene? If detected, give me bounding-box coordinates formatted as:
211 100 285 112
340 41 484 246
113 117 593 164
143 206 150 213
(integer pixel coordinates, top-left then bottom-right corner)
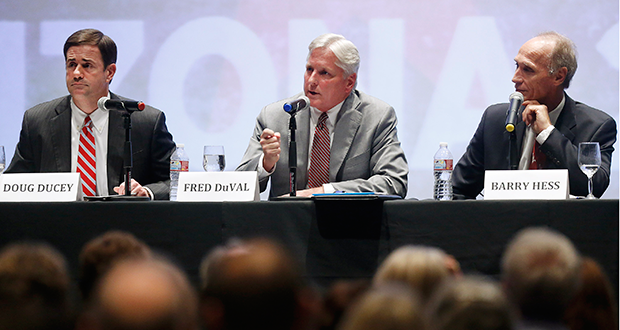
63 28 117 68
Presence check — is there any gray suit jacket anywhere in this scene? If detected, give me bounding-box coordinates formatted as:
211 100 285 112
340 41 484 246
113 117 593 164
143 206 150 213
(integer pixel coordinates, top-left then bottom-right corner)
236 90 409 198
6 93 176 200
453 93 617 198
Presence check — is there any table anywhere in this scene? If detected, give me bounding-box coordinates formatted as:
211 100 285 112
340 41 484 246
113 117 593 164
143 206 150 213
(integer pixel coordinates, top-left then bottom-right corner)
1 199 617 292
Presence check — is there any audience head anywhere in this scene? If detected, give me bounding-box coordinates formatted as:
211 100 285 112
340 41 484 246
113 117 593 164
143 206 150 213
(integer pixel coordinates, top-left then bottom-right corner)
426 276 514 330
78 257 199 330
501 227 581 321
78 230 152 301
564 257 617 330
337 283 425 330
0 241 74 330
199 238 307 330
373 245 461 304
319 279 372 330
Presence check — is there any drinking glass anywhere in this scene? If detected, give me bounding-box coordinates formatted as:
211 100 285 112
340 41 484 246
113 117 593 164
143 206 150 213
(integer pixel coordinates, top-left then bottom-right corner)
578 142 601 199
0 146 5 173
203 146 226 172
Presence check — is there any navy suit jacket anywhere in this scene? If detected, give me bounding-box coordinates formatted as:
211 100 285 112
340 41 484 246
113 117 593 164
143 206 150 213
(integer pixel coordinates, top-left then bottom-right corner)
453 93 617 198
236 90 409 198
6 92 176 200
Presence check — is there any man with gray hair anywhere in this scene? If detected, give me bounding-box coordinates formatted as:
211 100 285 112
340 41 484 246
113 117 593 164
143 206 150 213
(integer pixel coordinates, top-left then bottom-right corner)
237 33 408 198
453 31 616 199
501 227 581 329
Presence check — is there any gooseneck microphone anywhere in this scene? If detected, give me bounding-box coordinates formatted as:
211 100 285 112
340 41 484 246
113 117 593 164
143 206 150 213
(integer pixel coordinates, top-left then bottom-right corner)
505 92 524 132
98 96 145 112
283 96 310 115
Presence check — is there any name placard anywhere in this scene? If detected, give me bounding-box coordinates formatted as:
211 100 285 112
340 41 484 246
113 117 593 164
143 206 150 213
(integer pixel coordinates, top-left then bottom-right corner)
484 169 569 200
176 171 259 202
0 173 82 202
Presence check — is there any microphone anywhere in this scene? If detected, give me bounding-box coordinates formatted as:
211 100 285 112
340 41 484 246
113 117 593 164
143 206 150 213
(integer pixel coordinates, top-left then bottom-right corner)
283 96 310 115
98 96 145 112
505 91 524 132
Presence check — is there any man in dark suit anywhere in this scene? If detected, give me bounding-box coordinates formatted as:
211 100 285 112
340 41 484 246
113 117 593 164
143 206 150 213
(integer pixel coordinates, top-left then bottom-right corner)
453 32 616 199
6 28 175 200
237 33 408 198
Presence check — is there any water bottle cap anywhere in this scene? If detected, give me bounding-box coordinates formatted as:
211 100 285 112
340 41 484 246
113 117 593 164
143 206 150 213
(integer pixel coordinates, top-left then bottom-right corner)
176 143 185 148
439 142 448 147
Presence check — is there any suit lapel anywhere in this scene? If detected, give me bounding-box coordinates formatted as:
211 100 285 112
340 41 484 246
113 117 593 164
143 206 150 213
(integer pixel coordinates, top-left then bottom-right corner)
107 93 125 191
50 97 72 172
330 93 362 181
554 95 577 142
296 108 311 189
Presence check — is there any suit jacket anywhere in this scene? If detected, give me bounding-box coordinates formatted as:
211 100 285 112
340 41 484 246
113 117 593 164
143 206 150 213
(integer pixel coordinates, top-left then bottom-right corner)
6 92 176 200
236 90 409 198
453 93 617 199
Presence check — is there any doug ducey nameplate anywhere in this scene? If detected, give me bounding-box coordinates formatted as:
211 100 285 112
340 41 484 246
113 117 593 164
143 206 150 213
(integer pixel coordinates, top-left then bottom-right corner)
0 173 81 202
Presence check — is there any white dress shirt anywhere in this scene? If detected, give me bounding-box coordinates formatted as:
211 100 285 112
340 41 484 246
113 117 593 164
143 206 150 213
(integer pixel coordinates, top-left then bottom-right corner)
518 95 565 170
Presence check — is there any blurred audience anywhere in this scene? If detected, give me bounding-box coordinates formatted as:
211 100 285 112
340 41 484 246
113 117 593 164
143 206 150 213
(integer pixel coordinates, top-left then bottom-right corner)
0 242 74 330
319 279 371 330
564 257 617 330
426 276 514 330
199 238 320 330
373 245 461 304
501 227 581 330
78 230 152 301
76 257 199 330
337 283 425 330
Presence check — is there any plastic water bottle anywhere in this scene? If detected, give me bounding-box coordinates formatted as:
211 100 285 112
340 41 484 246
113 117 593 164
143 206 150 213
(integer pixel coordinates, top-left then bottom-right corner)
170 143 189 201
434 142 453 200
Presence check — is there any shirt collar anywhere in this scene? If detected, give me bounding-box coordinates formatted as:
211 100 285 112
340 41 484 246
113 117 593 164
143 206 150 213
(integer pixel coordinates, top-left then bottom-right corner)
71 93 110 133
310 99 345 128
548 94 565 126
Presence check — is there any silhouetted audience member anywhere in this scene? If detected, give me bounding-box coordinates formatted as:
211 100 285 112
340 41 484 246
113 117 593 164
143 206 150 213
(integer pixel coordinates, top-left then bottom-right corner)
319 279 371 330
373 245 461 304
199 238 318 330
426 276 514 330
501 227 581 330
0 242 74 330
337 283 425 330
77 257 199 330
564 257 617 330
78 230 152 301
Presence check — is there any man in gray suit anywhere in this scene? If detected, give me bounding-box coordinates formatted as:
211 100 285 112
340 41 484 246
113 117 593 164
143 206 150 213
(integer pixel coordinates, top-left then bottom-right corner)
6 29 175 200
237 33 408 198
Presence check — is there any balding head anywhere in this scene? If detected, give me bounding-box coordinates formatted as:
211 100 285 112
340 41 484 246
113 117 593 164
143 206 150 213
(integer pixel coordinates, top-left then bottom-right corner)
81 258 198 330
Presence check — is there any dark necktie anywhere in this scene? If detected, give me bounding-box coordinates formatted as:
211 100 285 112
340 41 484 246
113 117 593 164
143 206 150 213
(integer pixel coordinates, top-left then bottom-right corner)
307 112 330 188
529 142 546 169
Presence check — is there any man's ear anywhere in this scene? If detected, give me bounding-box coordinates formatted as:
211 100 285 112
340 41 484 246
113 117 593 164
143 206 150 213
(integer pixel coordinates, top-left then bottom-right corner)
553 66 567 87
345 73 357 94
105 63 117 84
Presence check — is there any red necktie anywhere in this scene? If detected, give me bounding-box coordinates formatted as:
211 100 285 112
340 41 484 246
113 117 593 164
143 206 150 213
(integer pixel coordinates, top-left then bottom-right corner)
529 142 546 170
77 116 97 196
307 112 330 188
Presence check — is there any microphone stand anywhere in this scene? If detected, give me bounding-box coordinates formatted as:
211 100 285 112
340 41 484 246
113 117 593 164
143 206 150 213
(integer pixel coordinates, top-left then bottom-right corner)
288 114 297 196
508 130 518 170
97 107 149 201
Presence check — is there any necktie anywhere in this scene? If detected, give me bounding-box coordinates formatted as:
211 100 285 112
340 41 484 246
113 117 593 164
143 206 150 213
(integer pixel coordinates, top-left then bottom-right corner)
307 112 330 188
77 116 97 196
529 142 546 170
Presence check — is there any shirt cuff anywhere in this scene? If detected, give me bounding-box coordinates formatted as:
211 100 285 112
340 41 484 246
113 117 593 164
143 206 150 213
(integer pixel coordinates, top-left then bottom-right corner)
536 125 555 145
143 186 154 200
322 183 336 193
257 154 276 180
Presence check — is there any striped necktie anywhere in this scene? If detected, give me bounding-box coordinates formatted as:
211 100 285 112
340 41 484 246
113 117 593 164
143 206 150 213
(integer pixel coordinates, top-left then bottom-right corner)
77 116 97 196
308 112 330 188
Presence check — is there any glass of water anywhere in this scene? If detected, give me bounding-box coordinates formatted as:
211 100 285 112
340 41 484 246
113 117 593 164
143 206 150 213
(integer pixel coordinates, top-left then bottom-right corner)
0 146 5 173
578 142 601 199
203 145 225 172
